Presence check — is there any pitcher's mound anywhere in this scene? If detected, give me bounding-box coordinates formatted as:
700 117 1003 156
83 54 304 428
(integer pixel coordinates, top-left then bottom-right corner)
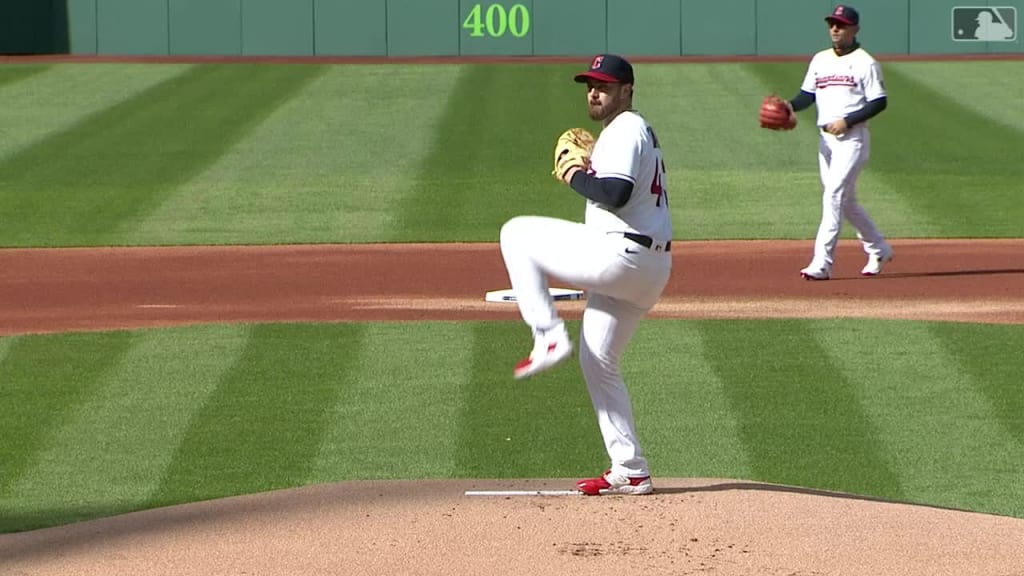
2 478 1023 575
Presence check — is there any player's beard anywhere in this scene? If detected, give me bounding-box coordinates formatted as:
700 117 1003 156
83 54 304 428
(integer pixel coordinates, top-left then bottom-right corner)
587 98 617 122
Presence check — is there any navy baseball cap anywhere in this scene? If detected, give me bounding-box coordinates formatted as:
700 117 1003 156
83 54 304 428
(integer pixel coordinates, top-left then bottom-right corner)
826 4 859 26
574 54 634 85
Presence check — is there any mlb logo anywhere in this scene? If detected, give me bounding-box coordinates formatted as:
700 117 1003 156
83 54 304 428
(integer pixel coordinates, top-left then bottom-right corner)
952 6 1017 41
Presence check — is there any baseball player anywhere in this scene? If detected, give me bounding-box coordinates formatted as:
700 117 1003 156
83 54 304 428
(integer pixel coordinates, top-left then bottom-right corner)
787 4 894 280
499 54 672 495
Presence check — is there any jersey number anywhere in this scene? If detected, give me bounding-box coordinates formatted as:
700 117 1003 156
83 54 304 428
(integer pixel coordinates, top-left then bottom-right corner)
651 159 667 207
647 127 667 207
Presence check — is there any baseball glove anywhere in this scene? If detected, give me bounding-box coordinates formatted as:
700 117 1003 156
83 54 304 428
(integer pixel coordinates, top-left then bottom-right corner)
759 95 797 131
552 128 595 181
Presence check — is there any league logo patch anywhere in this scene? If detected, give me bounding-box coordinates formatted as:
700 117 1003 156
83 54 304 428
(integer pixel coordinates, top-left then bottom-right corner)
952 6 1017 41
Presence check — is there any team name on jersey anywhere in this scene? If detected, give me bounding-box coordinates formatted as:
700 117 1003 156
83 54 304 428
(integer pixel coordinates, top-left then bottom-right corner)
816 74 857 89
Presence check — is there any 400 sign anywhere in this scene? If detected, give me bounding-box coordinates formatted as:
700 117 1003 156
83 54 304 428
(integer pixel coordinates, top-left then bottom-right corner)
463 3 531 38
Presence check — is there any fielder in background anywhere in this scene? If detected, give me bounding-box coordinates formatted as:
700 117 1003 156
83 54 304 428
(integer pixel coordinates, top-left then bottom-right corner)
767 4 894 280
499 54 673 496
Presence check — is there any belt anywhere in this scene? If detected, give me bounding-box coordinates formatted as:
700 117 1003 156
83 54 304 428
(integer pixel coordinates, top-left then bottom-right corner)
623 232 671 252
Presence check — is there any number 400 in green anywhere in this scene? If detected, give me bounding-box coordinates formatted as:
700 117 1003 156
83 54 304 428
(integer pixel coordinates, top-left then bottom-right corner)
463 3 531 38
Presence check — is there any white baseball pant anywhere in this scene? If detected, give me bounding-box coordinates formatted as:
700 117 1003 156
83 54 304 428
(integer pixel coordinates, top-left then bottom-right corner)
499 215 671 478
812 124 888 269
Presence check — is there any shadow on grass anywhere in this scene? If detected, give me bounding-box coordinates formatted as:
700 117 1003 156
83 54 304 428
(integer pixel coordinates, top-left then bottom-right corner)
0 498 274 564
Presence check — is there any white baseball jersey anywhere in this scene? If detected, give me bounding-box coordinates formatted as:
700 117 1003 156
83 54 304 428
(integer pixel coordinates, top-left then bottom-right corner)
584 111 673 243
800 47 887 128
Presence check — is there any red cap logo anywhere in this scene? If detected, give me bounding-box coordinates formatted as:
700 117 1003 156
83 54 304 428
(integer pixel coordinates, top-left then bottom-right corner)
591 55 604 69
834 6 844 15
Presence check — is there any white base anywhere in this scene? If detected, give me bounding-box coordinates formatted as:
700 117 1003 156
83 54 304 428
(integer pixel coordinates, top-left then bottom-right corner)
485 287 586 303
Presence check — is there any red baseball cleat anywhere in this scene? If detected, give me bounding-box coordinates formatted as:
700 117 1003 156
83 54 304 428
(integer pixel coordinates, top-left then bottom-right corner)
576 470 653 495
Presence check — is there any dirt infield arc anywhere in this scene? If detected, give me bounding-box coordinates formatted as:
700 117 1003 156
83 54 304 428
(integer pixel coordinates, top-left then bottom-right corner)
2 239 1024 576
1 239 1023 335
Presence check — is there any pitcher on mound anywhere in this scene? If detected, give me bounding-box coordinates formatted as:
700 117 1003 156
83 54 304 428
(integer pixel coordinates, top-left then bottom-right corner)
499 54 673 496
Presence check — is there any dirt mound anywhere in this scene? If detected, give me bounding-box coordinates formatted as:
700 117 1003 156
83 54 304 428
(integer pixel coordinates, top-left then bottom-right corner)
3 478 1023 576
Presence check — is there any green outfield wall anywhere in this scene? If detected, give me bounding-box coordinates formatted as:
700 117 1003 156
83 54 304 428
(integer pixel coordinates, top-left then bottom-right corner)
1 0 1021 56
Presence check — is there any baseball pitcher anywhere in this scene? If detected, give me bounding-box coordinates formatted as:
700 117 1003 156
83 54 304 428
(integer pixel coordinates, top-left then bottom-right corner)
499 54 672 495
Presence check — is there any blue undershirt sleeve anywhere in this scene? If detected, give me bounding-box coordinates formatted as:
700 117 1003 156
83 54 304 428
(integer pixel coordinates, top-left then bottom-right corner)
568 172 633 208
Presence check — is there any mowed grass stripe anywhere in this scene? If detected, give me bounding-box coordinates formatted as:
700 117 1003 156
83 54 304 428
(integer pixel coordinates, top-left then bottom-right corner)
639 63 810 172
638 63 824 240
673 168 826 240
0 332 136 497
0 65 48 89
816 320 1024 517
0 63 193 161
311 322 470 482
395 64 587 242
0 64 322 247
127 65 460 245
0 336 14 364
888 62 1024 133
698 320 902 497
0 325 248 533
149 323 361 507
627 321 751 479
931 323 1024 447
868 66 1024 237
455 321 605 478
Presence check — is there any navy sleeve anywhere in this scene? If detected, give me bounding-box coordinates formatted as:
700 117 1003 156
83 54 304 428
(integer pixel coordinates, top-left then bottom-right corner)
789 90 816 112
568 172 633 208
844 96 887 127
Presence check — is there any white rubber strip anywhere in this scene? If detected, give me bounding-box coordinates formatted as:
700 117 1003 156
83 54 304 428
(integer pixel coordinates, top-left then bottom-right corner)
464 490 582 497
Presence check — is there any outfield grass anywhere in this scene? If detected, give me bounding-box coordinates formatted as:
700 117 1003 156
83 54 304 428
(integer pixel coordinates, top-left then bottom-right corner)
1 320 1022 532
0 60 1022 533
0 61 1021 246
